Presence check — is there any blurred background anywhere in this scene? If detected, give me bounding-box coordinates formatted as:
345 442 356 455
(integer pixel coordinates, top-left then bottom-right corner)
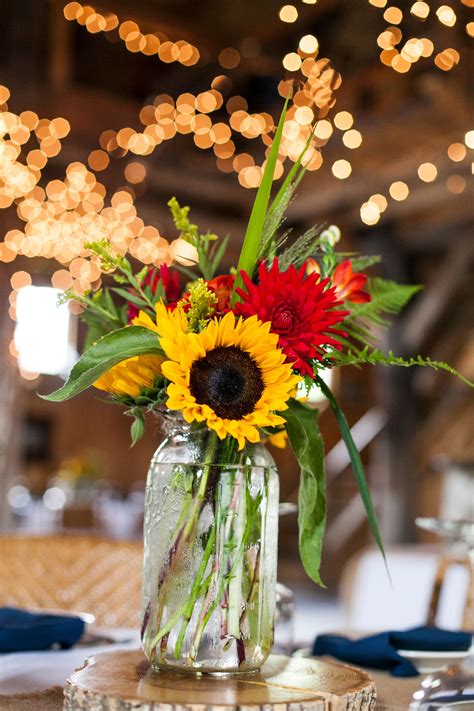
0 0 473 645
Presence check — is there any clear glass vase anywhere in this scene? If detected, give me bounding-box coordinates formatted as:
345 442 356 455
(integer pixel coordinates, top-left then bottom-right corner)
141 415 279 674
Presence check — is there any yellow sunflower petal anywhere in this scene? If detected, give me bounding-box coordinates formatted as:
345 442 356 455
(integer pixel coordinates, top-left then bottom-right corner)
94 354 163 398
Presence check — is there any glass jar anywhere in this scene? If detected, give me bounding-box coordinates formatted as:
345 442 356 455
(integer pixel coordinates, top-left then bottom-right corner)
141 415 279 674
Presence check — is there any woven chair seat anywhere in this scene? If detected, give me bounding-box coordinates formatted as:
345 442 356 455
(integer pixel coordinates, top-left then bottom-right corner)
0 535 143 627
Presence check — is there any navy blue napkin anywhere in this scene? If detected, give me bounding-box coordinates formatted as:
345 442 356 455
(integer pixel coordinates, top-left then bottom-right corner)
312 626 471 677
0 607 85 653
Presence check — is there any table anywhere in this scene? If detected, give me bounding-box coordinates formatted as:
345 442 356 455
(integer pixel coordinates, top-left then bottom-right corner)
0 640 423 710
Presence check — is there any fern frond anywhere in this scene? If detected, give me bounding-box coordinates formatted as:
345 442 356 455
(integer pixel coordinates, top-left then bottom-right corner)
351 278 422 328
329 348 473 387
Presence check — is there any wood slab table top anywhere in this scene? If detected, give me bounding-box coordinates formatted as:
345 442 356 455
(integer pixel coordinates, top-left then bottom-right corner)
63 650 376 710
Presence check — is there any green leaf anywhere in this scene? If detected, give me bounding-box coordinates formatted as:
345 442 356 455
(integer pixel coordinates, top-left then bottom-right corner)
284 399 326 586
210 235 230 276
351 277 422 328
129 409 146 446
40 326 163 402
315 376 388 576
104 289 119 319
232 98 289 302
111 288 149 309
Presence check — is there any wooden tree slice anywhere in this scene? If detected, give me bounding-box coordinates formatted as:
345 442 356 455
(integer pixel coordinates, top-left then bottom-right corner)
63 650 376 710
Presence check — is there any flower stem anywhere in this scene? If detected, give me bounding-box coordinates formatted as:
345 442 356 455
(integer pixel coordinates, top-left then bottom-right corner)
147 432 218 656
173 525 216 658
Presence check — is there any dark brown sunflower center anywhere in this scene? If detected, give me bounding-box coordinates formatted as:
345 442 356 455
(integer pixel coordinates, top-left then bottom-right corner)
189 346 264 420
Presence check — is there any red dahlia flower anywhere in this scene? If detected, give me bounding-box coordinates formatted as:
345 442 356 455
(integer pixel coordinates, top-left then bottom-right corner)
234 259 348 377
127 265 181 321
332 260 370 303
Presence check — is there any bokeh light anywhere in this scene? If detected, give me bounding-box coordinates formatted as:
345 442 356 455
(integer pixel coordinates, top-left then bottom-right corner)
417 162 438 182
389 180 409 200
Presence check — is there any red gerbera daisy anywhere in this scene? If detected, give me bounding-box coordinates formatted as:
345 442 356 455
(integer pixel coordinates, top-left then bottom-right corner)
332 260 370 303
234 259 348 377
127 265 181 322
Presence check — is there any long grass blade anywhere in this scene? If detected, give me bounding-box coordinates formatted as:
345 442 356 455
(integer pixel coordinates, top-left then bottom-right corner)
315 375 390 581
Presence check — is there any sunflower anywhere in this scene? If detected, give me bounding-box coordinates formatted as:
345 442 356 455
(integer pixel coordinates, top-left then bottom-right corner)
149 303 300 449
94 354 164 398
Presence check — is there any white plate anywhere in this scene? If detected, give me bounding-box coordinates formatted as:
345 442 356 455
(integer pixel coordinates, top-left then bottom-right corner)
398 649 470 674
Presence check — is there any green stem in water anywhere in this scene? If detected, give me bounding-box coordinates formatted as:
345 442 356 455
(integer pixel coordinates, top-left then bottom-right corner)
189 485 258 661
148 432 218 656
173 525 216 658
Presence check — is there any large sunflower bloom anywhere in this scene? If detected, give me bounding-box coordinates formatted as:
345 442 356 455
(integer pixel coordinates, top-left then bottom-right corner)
234 259 348 378
94 354 164 398
150 303 300 449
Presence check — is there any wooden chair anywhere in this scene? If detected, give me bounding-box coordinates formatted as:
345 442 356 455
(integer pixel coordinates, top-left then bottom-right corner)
0 534 143 627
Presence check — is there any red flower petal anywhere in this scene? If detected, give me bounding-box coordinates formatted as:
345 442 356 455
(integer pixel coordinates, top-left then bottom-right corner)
234 258 348 378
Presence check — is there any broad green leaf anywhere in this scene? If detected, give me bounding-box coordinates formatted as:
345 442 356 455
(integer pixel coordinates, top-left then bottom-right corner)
231 98 289 302
284 399 326 586
315 376 388 575
40 326 163 402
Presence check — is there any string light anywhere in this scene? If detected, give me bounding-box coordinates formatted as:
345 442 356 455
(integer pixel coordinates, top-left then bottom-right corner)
218 48 241 69
63 2 200 66
447 143 467 161
334 111 354 130
370 0 464 72
436 5 457 27
434 48 460 71
299 35 319 54
389 181 409 200
410 2 430 19
342 129 363 149
279 5 299 22
331 159 352 179
417 162 437 182
283 52 302 71
360 201 381 225
446 175 466 194
383 7 403 24
465 131 474 149
370 194 388 213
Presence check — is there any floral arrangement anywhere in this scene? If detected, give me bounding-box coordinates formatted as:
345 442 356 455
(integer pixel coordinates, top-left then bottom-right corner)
43 105 470 668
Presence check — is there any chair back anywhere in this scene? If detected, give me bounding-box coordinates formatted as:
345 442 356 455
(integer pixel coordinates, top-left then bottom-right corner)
0 535 143 627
